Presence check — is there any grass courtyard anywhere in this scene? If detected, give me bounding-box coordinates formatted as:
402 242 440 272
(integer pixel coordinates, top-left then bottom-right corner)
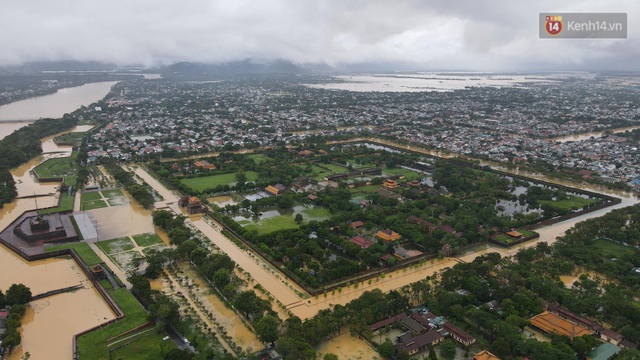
77 288 174 360
33 151 79 185
45 242 103 266
538 195 599 211
80 189 127 210
237 205 332 235
180 171 259 192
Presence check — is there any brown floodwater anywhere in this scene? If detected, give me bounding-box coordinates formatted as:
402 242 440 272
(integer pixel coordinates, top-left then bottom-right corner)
190 218 304 306
179 265 263 353
0 122 29 140
551 125 640 143
0 125 118 359
0 82 118 121
315 330 380 360
85 196 155 240
0 245 115 360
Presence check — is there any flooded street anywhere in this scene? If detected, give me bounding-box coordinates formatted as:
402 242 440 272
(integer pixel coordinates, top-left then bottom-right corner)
551 124 640 143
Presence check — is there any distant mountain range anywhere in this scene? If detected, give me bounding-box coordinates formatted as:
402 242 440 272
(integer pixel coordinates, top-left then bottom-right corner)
0 59 411 78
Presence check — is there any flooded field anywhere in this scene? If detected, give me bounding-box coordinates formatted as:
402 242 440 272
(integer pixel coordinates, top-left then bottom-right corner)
178 265 263 353
86 195 155 240
0 245 115 360
208 195 237 207
306 73 556 92
316 331 380 360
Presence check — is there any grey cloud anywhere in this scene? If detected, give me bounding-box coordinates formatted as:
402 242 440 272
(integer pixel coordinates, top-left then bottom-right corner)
0 0 637 70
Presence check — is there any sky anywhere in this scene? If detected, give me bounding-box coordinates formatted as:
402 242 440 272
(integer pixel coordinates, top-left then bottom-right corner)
0 0 637 71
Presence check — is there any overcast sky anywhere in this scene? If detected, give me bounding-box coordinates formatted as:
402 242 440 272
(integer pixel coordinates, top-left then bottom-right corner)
1 0 637 71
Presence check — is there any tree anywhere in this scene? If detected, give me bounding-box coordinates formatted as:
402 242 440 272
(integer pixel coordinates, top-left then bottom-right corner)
236 169 247 183
5 284 31 305
295 213 304 224
213 268 231 289
439 339 457 360
377 339 395 359
428 344 437 360
323 354 338 360
255 314 281 345
0 289 5 308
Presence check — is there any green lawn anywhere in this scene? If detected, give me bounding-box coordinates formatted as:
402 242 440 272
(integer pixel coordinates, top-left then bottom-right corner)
538 196 598 211
38 193 75 214
82 191 103 201
97 237 135 254
296 164 332 181
82 199 108 210
248 153 270 164
108 329 174 360
33 151 79 185
242 215 299 235
76 288 170 360
54 132 85 146
349 184 381 193
384 167 423 181
132 233 164 247
45 242 103 266
593 239 635 258
181 171 259 192
319 163 348 173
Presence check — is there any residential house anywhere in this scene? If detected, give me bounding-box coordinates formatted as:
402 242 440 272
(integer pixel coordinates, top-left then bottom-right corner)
350 236 373 249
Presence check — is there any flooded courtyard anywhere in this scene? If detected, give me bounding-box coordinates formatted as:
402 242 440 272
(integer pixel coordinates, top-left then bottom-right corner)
0 245 116 360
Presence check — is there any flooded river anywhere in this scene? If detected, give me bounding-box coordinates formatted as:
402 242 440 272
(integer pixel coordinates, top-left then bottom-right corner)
0 81 116 139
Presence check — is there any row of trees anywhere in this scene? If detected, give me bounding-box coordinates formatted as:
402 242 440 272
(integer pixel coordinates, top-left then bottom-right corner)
103 161 155 208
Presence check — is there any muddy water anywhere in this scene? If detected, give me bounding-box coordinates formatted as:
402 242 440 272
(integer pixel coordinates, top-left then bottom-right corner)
292 258 458 320
316 330 380 360
129 165 179 205
0 245 115 360
208 195 236 207
179 265 263 352
0 81 118 122
86 196 155 240
551 125 640 143
190 218 303 306
0 122 28 140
